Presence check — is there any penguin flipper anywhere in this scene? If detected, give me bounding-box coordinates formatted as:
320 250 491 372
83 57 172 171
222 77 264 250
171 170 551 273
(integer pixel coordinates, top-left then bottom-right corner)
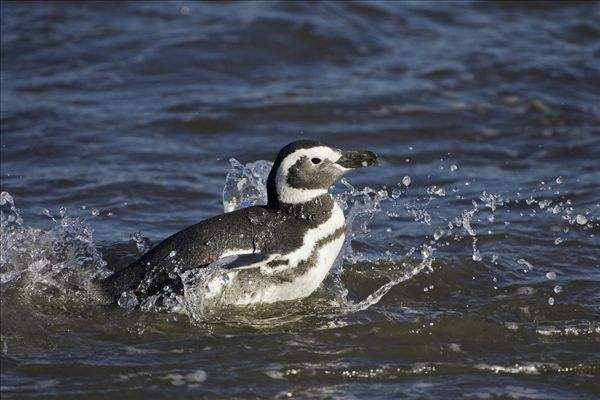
211 252 282 270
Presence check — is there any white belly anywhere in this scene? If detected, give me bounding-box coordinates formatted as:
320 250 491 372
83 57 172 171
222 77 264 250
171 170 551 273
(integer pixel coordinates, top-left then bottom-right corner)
194 203 346 306
234 234 346 305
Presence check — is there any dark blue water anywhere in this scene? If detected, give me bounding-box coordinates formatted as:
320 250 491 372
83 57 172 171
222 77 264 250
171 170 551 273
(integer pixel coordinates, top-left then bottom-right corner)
1 1 599 398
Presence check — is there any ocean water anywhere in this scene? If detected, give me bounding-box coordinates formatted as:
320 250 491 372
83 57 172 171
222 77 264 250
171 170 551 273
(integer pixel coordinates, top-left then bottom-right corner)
1 1 599 398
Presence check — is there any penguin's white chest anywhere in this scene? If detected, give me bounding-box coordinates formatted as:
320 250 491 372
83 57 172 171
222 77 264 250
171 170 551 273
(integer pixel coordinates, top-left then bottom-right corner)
203 203 346 306
295 232 345 295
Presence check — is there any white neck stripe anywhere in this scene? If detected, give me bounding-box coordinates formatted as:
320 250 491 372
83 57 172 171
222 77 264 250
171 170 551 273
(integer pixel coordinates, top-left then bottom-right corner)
277 186 328 204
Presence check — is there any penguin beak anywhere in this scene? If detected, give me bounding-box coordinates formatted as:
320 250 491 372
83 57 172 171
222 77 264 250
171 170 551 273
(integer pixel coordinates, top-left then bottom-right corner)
336 150 378 169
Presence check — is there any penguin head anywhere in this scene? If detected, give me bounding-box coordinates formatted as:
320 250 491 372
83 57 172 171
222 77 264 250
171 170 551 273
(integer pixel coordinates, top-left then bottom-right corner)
267 140 377 205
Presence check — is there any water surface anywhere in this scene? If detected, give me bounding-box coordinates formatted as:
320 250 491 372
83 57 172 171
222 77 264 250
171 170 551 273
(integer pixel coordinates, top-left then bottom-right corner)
1 1 599 399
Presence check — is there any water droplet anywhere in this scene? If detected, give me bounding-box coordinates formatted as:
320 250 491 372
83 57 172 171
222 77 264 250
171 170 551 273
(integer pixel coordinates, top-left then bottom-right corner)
433 230 443 240
421 245 433 259
555 176 563 184
450 164 458 172
426 185 446 197
472 250 482 261
548 297 555 306
91 208 100 216
517 258 534 271
546 271 557 280
553 237 564 245
538 200 550 209
423 212 431 225
0 191 14 206
462 211 476 236
481 192 505 212
402 176 411 187
391 188 402 199
169 250 177 258
575 214 588 225
42 209 55 221
131 232 152 254
118 291 139 310
553 285 563 294
376 189 388 198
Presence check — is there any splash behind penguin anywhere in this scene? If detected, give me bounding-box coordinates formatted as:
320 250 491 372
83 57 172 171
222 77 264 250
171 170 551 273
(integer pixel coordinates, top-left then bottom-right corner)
98 140 377 307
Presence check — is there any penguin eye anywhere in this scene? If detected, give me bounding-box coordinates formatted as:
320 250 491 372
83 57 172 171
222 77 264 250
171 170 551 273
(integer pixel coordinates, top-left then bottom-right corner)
311 157 322 165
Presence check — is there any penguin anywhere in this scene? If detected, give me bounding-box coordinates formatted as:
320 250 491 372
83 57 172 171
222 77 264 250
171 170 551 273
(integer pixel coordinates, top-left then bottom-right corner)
97 140 377 306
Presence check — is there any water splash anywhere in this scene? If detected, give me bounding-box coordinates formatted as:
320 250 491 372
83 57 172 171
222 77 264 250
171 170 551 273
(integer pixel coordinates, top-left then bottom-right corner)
0 191 110 297
222 158 271 213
